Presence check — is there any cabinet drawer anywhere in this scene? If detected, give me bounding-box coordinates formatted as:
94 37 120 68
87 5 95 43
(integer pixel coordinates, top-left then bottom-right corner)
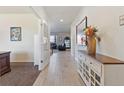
0 52 11 76
0 57 7 68
78 53 85 61
90 60 102 75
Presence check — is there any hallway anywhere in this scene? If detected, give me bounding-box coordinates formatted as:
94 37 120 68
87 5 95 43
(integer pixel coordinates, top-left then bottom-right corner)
33 51 85 86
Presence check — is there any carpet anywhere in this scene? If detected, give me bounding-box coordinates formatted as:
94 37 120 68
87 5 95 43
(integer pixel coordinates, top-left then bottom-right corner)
0 62 40 86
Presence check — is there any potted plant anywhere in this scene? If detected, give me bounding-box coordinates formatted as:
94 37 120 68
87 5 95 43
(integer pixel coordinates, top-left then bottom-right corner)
83 26 100 55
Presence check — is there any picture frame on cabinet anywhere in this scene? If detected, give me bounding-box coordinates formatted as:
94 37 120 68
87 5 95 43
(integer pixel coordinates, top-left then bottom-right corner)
10 27 21 41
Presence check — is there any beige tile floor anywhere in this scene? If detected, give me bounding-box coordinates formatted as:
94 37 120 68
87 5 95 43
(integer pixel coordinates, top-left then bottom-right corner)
33 51 85 86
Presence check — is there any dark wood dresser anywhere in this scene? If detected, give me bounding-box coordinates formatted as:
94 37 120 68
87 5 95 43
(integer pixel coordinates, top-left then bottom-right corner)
0 52 11 76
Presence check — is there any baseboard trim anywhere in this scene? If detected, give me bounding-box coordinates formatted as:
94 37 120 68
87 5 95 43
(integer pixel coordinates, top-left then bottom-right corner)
10 61 34 63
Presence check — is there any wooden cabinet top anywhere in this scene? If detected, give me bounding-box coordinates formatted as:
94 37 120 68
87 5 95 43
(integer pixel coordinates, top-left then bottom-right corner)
78 50 124 64
0 51 11 55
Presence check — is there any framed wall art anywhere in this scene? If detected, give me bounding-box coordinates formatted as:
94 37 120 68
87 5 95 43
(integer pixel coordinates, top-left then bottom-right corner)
10 27 21 41
76 16 87 46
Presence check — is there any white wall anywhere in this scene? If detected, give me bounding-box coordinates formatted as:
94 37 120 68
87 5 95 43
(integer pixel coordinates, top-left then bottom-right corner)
71 23 76 57
32 6 51 70
31 6 49 22
0 14 39 62
71 6 124 61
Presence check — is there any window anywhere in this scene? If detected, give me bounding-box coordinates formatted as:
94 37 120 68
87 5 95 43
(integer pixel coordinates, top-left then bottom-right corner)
50 35 56 43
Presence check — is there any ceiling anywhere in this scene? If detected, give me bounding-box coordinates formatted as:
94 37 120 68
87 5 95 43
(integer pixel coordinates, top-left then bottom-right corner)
0 6 82 33
0 6 32 13
43 6 82 33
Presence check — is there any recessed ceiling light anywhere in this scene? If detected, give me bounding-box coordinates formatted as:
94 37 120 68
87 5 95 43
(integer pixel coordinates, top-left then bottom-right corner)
60 19 63 22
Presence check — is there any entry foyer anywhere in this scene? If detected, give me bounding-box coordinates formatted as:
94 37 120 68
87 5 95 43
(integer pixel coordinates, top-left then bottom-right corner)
1 6 124 86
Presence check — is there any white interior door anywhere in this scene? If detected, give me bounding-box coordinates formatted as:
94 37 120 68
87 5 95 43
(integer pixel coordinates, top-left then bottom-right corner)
41 23 50 70
34 21 50 71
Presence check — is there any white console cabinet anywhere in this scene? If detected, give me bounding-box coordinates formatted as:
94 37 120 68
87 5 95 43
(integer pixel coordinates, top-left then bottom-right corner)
77 50 124 86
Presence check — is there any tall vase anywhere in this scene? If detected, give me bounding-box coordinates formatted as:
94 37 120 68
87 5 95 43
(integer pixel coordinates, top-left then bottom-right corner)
87 36 96 55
